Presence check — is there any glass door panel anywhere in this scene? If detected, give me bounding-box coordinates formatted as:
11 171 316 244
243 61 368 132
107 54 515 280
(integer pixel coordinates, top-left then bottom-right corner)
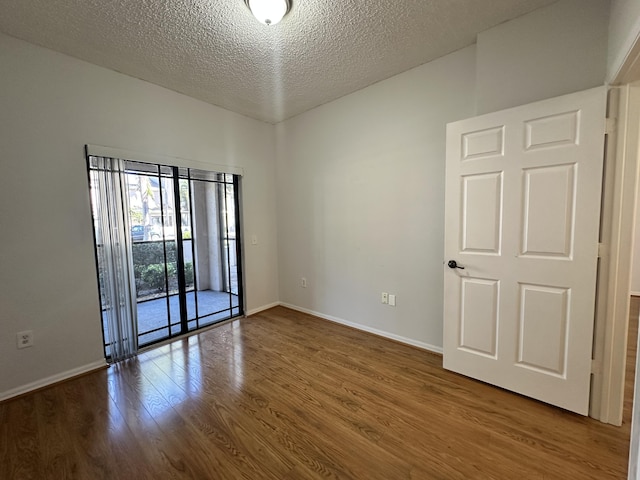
123 163 181 347
223 176 241 317
159 175 182 338
178 177 198 326
188 173 241 328
89 156 244 358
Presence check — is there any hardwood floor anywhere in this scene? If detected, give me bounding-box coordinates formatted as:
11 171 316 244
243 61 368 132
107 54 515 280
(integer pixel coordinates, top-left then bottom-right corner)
1 305 636 479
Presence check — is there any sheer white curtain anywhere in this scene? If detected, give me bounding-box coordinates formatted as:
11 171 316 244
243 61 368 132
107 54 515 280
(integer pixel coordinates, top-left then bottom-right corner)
89 156 138 362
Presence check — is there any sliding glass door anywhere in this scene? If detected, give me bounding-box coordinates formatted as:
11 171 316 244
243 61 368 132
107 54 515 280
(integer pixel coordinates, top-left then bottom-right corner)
88 156 243 360
183 170 242 331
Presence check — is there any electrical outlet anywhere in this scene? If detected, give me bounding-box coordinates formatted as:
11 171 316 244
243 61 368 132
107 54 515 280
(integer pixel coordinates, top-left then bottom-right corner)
251 234 258 245
301 277 307 288
389 294 396 307
381 292 388 304
17 330 34 349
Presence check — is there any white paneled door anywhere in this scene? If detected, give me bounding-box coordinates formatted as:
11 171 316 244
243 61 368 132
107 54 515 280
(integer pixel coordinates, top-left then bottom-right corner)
443 87 606 415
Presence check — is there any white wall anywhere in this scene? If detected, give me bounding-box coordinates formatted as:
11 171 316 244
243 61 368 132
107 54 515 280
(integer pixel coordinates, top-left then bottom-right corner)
0 33 279 398
632 203 640 295
476 0 609 114
276 46 477 351
275 0 611 353
612 0 640 296
608 4 640 478
608 0 640 82
0 0 615 399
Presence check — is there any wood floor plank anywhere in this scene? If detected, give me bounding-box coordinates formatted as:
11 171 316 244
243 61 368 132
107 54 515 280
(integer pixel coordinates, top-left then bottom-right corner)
117 356 250 479
142 353 294 479
1 303 636 479
35 388 81 478
106 362 207 480
145 349 300 476
1 396 42 480
59 371 154 480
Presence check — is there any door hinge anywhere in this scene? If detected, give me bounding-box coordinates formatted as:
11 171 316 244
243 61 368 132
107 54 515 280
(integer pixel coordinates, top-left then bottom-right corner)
598 243 608 258
605 118 617 135
591 359 602 375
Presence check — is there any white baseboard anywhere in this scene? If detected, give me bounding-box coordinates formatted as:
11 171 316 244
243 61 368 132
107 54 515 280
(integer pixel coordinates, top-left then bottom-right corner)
0 359 107 402
245 301 281 316
631 292 640 297
280 302 443 355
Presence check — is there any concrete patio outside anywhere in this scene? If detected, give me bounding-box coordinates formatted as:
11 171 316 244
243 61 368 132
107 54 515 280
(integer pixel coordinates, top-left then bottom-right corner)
102 290 240 352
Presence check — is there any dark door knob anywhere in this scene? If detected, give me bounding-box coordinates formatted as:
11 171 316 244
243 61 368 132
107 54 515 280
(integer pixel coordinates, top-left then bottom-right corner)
447 260 465 269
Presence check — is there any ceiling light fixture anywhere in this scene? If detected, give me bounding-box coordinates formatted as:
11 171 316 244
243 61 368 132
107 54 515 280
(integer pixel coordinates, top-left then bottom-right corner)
245 0 291 26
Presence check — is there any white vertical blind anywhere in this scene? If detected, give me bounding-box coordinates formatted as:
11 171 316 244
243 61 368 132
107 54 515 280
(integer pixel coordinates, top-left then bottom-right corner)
90 156 138 361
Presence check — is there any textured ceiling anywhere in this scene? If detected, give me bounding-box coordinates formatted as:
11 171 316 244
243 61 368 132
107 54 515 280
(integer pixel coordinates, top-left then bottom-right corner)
0 0 558 123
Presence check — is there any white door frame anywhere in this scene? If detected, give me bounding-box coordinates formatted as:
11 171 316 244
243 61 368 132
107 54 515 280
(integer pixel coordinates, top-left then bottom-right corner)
593 24 640 480
593 26 640 433
591 83 640 427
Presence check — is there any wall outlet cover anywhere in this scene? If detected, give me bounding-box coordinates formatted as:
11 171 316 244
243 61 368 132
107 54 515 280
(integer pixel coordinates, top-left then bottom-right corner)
17 330 34 349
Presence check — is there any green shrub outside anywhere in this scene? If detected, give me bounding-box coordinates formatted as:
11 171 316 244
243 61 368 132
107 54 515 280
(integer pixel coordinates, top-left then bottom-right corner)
131 242 195 294
132 241 177 266
139 261 193 292
141 264 166 291
97 241 196 300
184 262 194 285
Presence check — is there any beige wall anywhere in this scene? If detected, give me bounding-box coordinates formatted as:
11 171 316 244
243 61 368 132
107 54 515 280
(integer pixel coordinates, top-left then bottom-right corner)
608 0 640 82
276 46 477 350
0 33 279 398
275 0 610 353
610 2 640 294
476 0 609 115
608 4 640 479
0 0 615 399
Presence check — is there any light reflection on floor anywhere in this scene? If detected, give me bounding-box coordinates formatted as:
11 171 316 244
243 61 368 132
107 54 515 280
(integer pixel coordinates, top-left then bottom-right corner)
104 319 249 432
